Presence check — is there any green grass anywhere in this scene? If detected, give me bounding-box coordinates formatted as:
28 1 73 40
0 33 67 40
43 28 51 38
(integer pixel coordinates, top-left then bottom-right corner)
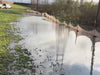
0 4 30 22
0 4 30 74
0 4 30 14
0 12 22 23
0 4 28 50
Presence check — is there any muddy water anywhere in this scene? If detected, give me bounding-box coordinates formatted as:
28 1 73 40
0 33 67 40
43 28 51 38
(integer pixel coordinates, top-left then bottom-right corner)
17 16 100 75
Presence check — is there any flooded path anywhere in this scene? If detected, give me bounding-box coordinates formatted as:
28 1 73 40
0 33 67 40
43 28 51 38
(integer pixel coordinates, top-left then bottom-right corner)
17 15 100 75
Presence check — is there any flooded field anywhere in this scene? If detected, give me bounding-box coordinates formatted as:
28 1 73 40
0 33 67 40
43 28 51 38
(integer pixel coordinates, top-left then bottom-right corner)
16 15 100 75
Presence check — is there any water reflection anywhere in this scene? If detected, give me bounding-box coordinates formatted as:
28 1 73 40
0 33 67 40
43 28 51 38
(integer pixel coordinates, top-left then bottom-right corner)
64 64 100 75
17 16 100 75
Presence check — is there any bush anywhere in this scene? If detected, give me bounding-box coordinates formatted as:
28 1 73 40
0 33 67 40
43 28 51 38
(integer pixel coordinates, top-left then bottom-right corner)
33 1 100 27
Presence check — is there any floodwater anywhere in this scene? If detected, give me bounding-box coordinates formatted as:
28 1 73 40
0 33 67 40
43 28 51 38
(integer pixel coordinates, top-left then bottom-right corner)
16 15 100 75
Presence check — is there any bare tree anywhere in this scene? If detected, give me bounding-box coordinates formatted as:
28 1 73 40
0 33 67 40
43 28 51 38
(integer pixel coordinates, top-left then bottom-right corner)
31 0 34 9
45 0 48 4
31 0 34 4
80 0 84 5
91 0 93 2
77 0 79 3
96 0 100 25
0 0 3 4
37 0 39 10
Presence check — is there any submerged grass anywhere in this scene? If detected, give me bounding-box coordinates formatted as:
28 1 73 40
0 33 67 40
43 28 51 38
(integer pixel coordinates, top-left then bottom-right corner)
0 4 30 74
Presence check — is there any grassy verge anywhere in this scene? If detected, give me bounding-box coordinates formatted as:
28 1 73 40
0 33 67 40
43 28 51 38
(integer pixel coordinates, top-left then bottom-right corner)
0 4 30 14
0 4 30 74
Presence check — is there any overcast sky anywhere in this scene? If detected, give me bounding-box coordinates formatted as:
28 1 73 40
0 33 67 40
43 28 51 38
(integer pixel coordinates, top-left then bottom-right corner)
7 0 99 3
7 0 55 3
86 0 99 2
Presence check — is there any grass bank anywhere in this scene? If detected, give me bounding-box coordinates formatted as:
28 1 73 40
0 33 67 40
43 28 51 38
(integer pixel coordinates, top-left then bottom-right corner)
0 4 30 74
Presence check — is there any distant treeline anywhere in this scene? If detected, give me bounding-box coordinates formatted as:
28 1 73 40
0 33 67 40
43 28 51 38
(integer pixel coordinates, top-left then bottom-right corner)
32 0 100 27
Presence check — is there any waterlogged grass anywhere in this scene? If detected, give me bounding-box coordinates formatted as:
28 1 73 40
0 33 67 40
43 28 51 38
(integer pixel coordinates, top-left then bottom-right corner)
15 46 33 68
0 4 30 74
13 35 23 43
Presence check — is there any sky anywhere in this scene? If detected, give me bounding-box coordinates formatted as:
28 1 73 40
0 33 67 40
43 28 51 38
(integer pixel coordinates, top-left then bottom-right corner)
86 0 99 2
6 0 99 3
6 0 54 3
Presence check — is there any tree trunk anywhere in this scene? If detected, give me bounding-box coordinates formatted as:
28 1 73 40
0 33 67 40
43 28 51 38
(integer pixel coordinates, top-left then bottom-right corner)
80 0 84 5
96 0 100 26
45 0 48 4
0 0 3 4
37 0 39 10
91 0 93 3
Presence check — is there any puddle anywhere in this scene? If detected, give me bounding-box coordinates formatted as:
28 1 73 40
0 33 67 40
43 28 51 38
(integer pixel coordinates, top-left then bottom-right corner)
16 15 100 75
